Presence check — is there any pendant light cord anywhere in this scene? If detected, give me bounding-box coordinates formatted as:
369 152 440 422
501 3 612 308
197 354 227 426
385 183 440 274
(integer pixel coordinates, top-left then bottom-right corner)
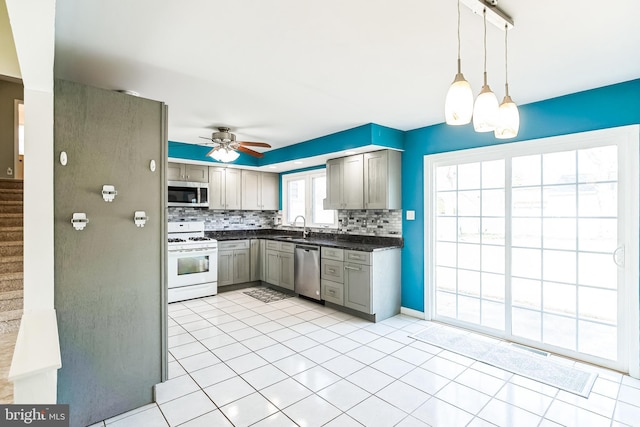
483 8 487 85
457 0 461 59
456 0 461 73
504 24 510 96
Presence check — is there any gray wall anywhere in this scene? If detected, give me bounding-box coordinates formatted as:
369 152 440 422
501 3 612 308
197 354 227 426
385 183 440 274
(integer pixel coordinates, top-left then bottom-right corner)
0 77 23 178
54 79 166 427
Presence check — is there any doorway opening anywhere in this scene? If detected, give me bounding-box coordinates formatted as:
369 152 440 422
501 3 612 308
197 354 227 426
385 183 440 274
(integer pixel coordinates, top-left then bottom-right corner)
14 100 23 180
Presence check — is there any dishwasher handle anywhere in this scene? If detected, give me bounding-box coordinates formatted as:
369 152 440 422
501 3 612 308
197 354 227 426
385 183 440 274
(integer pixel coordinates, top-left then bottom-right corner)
295 245 319 252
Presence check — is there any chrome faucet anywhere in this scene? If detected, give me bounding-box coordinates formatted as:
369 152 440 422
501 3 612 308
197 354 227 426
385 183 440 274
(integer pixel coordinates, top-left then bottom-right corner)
292 215 308 239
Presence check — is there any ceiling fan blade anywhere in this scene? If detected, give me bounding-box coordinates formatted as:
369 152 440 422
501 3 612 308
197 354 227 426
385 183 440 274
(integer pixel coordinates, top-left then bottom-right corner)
199 136 214 141
237 145 265 158
238 141 271 148
205 146 222 157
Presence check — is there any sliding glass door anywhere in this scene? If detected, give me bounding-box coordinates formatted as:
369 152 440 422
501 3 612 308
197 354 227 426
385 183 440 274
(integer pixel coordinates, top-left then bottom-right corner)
426 126 639 372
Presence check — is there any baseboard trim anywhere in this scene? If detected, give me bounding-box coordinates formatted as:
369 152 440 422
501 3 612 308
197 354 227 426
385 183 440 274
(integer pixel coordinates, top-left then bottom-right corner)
400 306 425 320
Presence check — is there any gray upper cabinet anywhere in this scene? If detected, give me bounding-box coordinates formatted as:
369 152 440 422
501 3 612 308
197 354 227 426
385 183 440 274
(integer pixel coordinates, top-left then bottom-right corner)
241 170 279 210
325 154 363 209
325 150 400 210
168 162 209 183
209 167 241 210
167 162 184 181
324 158 344 210
364 150 402 209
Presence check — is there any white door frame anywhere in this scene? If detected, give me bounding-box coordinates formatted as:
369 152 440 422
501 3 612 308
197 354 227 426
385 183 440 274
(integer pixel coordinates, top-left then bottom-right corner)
424 125 640 377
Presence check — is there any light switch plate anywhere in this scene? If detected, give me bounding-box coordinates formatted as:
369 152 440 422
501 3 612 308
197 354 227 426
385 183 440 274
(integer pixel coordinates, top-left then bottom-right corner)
406 210 415 220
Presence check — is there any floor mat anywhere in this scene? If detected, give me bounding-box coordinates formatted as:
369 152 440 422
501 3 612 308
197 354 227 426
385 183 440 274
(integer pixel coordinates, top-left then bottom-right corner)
412 325 598 398
243 287 295 303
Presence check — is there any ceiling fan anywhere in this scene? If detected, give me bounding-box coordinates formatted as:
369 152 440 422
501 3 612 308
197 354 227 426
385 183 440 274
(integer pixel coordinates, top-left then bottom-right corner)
199 127 271 162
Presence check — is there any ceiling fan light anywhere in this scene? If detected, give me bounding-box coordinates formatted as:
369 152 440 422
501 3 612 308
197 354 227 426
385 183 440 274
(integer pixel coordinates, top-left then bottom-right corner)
208 147 240 163
445 73 474 125
495 95 520 139
473 84 499 132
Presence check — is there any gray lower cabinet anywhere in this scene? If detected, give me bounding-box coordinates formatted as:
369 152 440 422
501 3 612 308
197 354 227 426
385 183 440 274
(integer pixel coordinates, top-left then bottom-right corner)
321 248 345 306
265 249 280 285
344 262 372 314
279 252 295 290
250 239 261 281
321 247 400 322
264 241 295 291
218 240 250 286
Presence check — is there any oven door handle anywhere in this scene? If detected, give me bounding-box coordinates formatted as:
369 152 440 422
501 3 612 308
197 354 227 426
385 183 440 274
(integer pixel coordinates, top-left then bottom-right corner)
169 249 217 254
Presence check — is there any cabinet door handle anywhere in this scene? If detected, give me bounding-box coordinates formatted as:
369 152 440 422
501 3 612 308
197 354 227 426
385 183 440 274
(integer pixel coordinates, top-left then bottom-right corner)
327 268 336 273
345 265 360 271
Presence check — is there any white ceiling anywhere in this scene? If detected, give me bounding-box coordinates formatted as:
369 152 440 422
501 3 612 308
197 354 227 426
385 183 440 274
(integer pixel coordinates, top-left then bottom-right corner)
54 0 640 152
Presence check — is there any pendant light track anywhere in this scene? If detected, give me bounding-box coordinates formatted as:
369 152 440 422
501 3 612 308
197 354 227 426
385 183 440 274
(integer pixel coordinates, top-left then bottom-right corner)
460 0 513 31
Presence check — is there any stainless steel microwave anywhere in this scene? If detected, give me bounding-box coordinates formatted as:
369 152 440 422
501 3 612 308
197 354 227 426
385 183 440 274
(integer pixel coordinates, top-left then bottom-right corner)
167 181 209 207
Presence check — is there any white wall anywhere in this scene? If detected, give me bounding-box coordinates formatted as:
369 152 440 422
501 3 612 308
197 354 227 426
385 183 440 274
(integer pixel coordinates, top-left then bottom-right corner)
6 0 57 403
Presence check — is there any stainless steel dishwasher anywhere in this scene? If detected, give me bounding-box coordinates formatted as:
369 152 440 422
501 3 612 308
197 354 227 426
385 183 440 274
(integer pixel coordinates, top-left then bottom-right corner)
294 244 321 300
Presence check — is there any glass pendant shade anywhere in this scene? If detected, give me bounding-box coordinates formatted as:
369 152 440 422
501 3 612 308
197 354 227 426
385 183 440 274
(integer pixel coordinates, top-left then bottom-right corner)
210 147 240 162
495 94 520 139
445 72 474 125
473 84 499 132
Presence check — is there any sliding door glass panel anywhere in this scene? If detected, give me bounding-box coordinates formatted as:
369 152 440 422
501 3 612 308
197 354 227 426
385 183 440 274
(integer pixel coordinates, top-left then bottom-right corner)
434 160 506 331
510 146 619 361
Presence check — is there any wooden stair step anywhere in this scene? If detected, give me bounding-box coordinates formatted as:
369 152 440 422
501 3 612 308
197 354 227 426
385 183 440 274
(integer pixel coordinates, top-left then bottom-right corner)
0 216 22 227
0 309 22 334
0 272 23 293
0 241 23 257
0 179 23 190
0 290 23 312
0 227 23 240
0 258 22 274
0 190 23 202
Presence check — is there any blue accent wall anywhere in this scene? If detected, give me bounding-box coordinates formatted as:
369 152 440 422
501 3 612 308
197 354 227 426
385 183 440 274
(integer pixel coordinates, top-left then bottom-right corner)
169 123 405 167
401 79 640 312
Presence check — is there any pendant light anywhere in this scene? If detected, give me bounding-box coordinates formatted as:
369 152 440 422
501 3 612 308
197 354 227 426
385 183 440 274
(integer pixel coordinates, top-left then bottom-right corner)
495 24 519 138
445 0 473 125
472 8 499 132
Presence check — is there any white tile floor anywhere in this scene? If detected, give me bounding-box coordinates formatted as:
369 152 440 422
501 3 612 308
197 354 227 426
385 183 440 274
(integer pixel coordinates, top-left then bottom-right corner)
91 287 640 427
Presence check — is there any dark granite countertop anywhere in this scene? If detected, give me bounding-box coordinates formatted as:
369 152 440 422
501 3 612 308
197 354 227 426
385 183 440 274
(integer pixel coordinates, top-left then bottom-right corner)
205 229 403 252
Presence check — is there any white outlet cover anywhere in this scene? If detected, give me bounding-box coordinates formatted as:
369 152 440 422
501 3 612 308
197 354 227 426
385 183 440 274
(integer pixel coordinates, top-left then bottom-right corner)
406 210 415 220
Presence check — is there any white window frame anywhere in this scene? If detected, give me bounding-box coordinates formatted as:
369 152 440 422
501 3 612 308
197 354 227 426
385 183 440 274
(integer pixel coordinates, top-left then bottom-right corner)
282 169 338 229
424 125 640 376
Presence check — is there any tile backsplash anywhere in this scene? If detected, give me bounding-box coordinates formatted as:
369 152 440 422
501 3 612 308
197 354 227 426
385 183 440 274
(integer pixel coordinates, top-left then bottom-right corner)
168 207 402 237
168 207 278 230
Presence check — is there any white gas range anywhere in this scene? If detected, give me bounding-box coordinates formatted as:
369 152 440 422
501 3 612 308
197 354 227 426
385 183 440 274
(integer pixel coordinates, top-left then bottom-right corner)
167 221 218 303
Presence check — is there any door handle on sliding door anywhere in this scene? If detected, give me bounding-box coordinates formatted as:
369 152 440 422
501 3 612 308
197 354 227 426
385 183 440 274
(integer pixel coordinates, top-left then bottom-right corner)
613 246 625 267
